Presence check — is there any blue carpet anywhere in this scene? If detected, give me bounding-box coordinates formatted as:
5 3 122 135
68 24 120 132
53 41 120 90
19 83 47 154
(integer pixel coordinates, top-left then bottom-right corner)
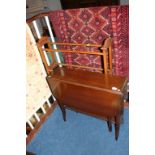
27 107 129 155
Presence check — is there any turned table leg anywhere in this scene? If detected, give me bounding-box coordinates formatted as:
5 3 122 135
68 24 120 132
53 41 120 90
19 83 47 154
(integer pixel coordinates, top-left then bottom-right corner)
114 116 120 141
107 120 112 132
57 100 66 122
59 104 66 122
115 123 120 141
62 108 66 122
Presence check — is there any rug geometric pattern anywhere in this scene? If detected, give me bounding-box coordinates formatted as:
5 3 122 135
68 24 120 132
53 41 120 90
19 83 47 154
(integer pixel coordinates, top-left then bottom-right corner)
49 5 129 76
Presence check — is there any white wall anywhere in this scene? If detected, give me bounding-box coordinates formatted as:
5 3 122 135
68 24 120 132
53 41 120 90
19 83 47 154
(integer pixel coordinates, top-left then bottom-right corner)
120 0 129 5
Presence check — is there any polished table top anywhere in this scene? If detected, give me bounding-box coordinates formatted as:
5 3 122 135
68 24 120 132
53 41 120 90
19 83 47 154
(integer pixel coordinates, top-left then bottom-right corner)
47 66 128 95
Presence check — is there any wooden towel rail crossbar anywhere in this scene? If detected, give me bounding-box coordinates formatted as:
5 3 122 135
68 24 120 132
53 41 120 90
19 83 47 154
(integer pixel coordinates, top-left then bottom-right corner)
37 36 113 75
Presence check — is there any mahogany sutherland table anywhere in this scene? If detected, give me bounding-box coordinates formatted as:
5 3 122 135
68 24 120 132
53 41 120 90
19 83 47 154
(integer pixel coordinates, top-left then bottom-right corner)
46 66 128 140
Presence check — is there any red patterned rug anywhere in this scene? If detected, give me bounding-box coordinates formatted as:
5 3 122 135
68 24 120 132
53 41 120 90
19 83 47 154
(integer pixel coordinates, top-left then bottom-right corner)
49 5 129 77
